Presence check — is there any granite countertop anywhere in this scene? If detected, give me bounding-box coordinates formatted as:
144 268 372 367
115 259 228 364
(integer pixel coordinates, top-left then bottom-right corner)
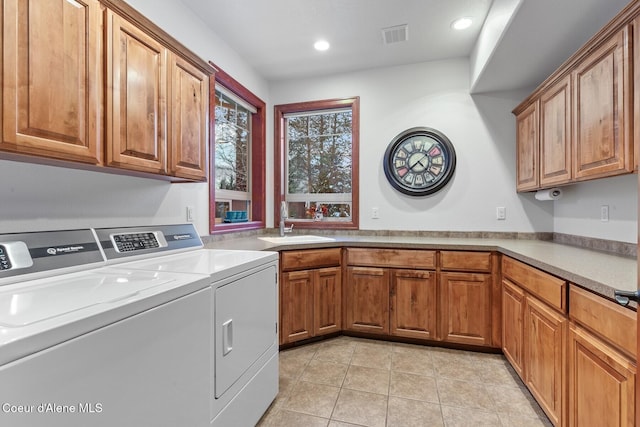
205 234 637 308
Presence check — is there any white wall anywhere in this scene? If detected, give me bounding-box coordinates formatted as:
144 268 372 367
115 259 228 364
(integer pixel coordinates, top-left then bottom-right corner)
0 0 267 235
0 2 635 241
271 58 552 232
553 174 637 243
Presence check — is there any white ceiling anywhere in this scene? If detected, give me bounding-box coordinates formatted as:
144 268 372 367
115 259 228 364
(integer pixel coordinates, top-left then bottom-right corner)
181 0 632 92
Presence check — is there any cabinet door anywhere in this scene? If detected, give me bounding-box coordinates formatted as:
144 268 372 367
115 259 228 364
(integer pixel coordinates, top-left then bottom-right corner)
280 270 313 345
168 53 209 180
568 324 635 427
525 296 567 427
515 101 539 191
345 267 389 334
1 0 102 164
573 27 632 180
390 269 436 340
502 280 525 378
106 10 167 174
440 272 492 346
540 74 572 186
313 267 342 336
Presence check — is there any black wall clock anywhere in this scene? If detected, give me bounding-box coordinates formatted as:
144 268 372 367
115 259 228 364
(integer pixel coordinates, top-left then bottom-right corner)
383 127 456 196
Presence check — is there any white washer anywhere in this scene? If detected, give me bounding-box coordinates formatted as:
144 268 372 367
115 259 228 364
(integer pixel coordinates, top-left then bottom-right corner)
0 229 212 427
94 225 279 427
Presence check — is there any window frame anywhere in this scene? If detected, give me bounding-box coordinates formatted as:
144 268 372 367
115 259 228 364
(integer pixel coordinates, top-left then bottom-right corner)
209 63 266 234
274 97 360 230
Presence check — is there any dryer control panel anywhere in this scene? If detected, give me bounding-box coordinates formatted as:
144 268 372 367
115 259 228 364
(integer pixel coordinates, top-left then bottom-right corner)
111 232 167 253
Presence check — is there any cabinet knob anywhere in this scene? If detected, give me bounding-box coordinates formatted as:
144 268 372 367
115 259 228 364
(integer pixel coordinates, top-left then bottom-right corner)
613 290 640 307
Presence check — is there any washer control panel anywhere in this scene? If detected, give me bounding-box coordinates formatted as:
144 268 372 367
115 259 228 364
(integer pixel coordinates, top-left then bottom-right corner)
0 242 33 271
111 232 168 253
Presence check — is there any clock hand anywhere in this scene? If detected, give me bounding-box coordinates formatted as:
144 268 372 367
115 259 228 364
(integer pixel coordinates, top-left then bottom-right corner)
409 154 428 170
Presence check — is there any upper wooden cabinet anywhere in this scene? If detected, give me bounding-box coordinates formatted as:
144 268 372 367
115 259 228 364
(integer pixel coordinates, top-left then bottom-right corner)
540 74 572 187
572 27 632 180
0 0 213 181
106 10 168 174
515 101 539 191
168 54 209 180
1 0 103 164
513 3 640 191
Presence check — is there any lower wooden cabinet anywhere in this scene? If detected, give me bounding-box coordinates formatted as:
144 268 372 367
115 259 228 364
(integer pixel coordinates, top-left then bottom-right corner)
502 257 569 427
390 269 437 340
440 271 492 346
568 285 636 427
502 279 525 377
525 295 567 427
280 269 313 343
344 266 390 334
279 249 342 345
280 266 341 345
314 267 342 336
568 323 635 427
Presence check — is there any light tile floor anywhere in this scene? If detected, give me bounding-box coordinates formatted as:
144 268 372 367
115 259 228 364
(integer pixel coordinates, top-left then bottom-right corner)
258 336 552 427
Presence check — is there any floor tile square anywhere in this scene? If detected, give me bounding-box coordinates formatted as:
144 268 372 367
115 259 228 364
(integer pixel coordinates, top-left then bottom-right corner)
343 365 390 394
283 381 340 418
332 389 388 427
390 371 439 403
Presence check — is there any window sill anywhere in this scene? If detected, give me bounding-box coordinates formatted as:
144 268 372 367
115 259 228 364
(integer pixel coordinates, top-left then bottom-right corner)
210 221 264 235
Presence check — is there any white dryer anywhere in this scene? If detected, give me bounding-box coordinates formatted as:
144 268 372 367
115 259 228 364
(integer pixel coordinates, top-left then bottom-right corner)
0 229 211 427
94 224 279 427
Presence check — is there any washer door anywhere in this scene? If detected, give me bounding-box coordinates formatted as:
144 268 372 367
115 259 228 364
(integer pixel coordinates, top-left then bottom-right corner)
214 264 277 398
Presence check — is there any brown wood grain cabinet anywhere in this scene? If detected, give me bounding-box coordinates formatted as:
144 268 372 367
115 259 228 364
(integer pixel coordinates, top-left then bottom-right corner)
502 279 525 377
344 248 436 337
502 257 568 426
515 101 539 192
440 251 495 347
280 249 342 345
106 10 168 174
1 0 212 181
514 4 639 191
568 286 636 427
572 27 632 180
1 0 103 164
345 266 390 334
524 294 567 427
390 269 437 340
440 272 492 346
540 74 572 187
280 269 314 344
168 54 209 180
568 324 635 427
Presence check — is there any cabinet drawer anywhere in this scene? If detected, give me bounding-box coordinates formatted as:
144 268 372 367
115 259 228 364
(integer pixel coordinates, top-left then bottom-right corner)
440 251 492 272
281 248 341 272
569 285 636 359
346 248 436 269
502 257 567 312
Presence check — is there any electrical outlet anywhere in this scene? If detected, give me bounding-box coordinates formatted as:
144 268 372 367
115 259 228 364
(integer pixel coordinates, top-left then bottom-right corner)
371 207 380 219
600 205 609 222
186 206 194 222
496 207 506 220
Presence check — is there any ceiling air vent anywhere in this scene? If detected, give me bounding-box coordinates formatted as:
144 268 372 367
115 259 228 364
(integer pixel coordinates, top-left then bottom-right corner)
382 24 409 45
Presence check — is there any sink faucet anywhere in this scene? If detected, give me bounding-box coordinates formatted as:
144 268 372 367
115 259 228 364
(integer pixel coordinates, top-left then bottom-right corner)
279 201 294 237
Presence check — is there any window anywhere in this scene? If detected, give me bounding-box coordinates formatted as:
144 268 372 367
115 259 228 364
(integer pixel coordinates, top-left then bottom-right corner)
209 65 266 233
274 97 359 229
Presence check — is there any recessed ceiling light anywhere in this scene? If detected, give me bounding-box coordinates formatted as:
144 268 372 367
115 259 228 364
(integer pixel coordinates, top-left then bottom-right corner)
314 40 330 51
451 17 473 30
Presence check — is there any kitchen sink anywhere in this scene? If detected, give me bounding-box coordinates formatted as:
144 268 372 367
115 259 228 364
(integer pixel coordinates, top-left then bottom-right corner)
258 235 336 244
